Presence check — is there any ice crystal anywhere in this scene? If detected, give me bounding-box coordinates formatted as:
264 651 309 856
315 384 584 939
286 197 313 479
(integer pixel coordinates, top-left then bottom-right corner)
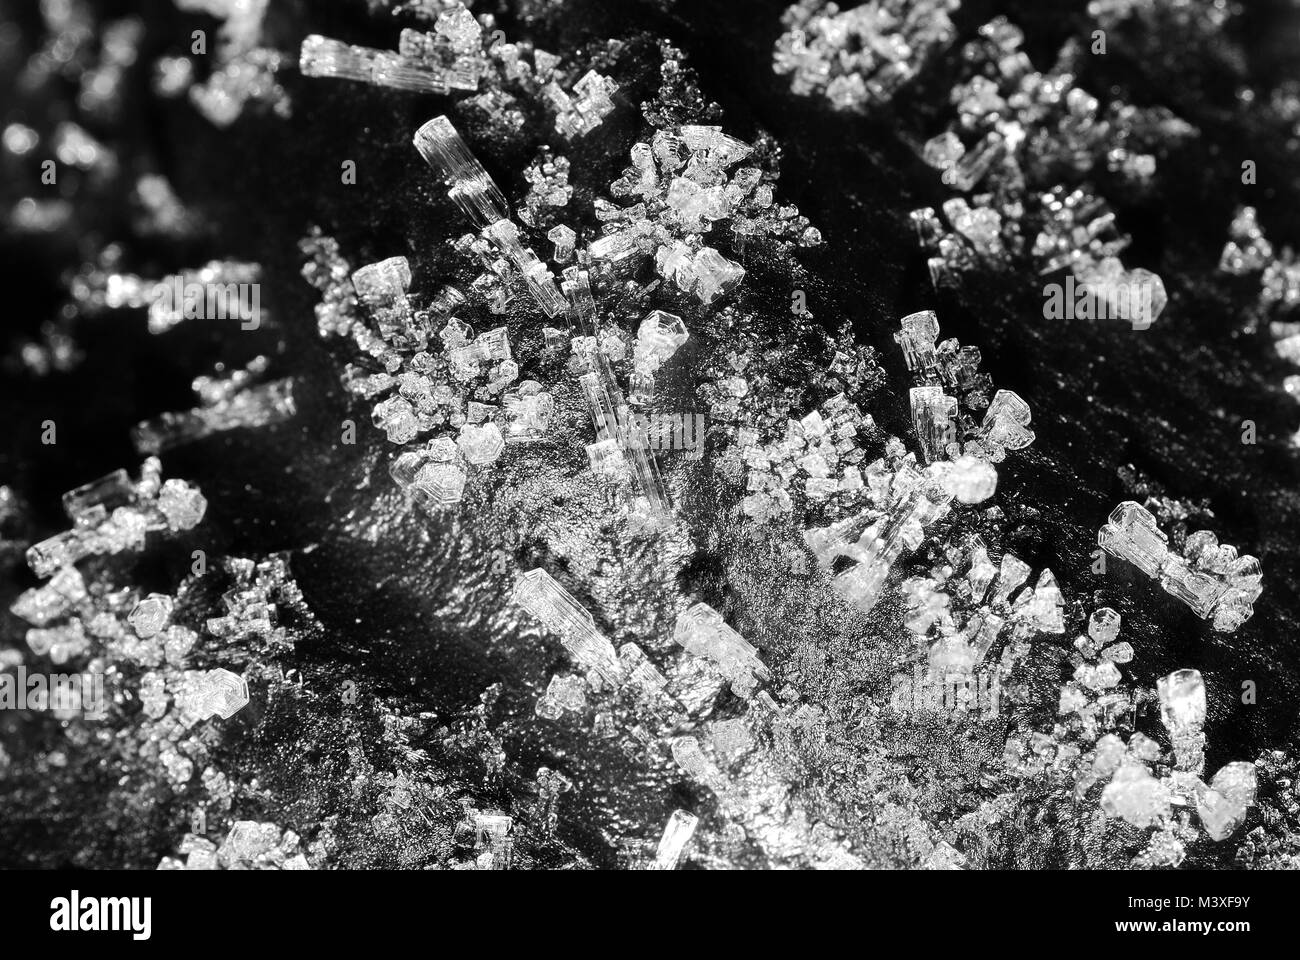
205 554 316 653
900 535 1064 688
740 393 875 522
1098 502 1261 632
160 820 311 870
806 462 954 614
134 363 296 455
561 267 673 529
299 11 486 96
301 233 550 516
673 602 770 699
519 150 572 228
590 125 819 305
25 460 206 579
650 810 698 870
773 0 960 111
543 70 620 138
907 19 1187 321
513 569 623 686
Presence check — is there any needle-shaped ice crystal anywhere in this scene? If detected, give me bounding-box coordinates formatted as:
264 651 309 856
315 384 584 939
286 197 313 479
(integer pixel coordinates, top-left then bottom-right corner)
512 569 622 685
672 602 769 699
650 810 699 870
412 115 510 229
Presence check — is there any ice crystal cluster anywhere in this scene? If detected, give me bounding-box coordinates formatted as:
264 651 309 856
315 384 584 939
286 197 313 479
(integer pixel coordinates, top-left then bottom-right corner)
10 0 1292 876
1057 606 1134 735
1001 599 1259 864
737 394 876 522
25 459 206 579
1098 501 1262 632
772 0 960 111
134 361 297 456
416 115 568 317
12 565 129 669
160 820 311 870
747 311 1034 615
804 455 952 614
593 125 820 304
902 536 1064 686
506 563 879 869
1220 206 1278 281
299 0 610 150
300 233 549 515
205 554 314 654
59 257 259 333
167 0 290 127
1089 668 1257 854
1088 0 1232 33
353 109 677 527
894 310 1033 501
299 7 487 97
907 18 1185 323
11 467 271 731
563 271 675 528
4 456 292 823
1218 206 1300 416
542 69 620 139
518 149 572 228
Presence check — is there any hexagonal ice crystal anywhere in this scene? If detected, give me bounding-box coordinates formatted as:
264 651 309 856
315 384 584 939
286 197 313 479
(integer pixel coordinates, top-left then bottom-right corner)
547 224 575 262
191 668 249 721
512 569 621 685
691 247 744 305
62 468 133 524
411 461 467 509
980 389 1035 453
1196 786 1246 841
672 602 768 697
585 438 626 477
635 310 688 365
1087 607 1121 646
894 310 940 373
1211 761 1257 808
128 593 175 638
412 116 509 229
456 422 505 465
350 256 411 306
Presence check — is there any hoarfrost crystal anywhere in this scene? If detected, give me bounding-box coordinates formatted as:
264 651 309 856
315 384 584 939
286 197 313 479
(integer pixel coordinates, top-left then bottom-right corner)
513 569 622 686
